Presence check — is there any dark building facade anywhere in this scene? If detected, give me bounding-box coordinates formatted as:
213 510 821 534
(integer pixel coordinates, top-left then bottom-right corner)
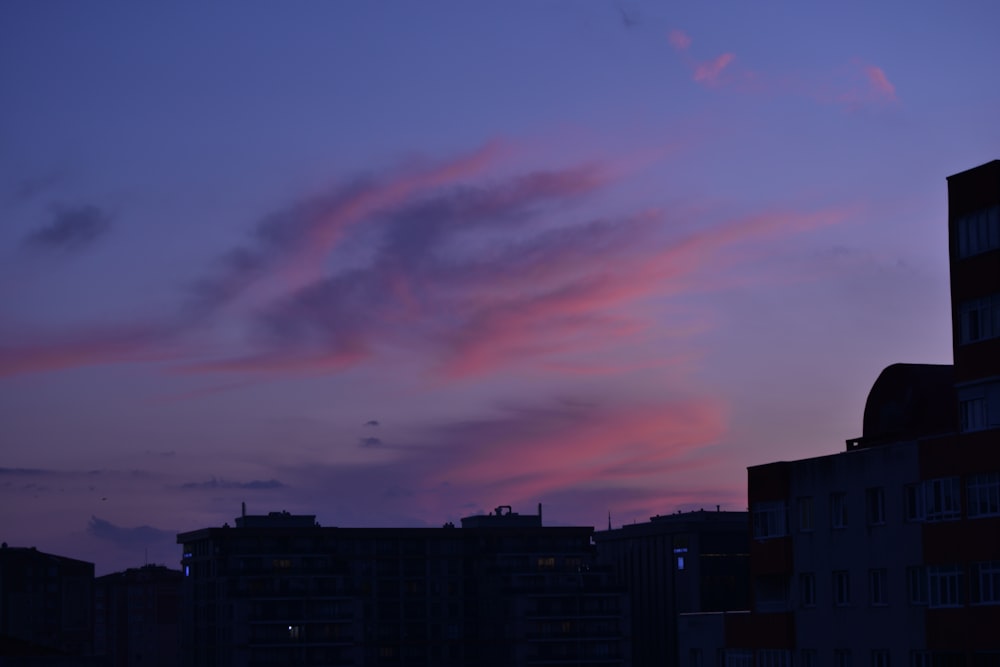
176 505 628 667
721 160 1000 667
593 509 750 667
0 545 94 659
93 564 182 667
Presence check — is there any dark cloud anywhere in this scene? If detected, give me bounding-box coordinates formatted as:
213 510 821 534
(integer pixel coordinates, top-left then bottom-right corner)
359 437 382 448
24 205 112 251
179 477 286 490
0 467 49 475
87 516 175 551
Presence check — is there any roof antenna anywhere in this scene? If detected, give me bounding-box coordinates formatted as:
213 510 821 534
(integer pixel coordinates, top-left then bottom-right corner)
242 501 246 518
608 511 612 531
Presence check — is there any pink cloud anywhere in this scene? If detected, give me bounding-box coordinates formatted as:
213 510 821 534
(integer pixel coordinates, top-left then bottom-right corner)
0 326 166 378
693 53 736 86
668 29 692 51
864 64 896 100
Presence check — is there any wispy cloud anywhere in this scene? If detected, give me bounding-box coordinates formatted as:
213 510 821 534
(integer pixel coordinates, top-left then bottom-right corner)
178 477 286 490
0 142 840 382
285 394 733 524
23 204 112 252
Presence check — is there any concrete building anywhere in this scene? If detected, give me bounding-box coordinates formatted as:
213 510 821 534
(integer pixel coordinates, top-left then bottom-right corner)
720 159 1000 667
93 564 182 667
176 505 629 667
593 509 749 667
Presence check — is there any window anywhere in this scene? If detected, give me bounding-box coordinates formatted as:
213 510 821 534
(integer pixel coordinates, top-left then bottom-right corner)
836 650 853 667
802 650 817 667
971 561 1000 604
905 484 925 521
925 478 961 521
866 487 886 525
833 571 851 606
968 473 1000 517
870 569 888 606
726 650 754 667
907 566 927 605
928 565 963 608
753 501 787 539
798 496 814 532
759 650 791 667
959 294 1000 344
800 572 816 607
873 651 891 667
831 493 848 528
961 396 989 432
957 204 1000 257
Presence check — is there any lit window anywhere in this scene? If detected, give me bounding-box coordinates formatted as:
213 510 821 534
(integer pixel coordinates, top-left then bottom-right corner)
753 501 787 539
928 565 963 608
536 557 555 570
831 493 848 529
968 473 1000 518
870 569 888 606
288 625 301 640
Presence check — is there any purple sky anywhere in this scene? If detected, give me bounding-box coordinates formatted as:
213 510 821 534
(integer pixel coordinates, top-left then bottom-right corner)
1 2 998 574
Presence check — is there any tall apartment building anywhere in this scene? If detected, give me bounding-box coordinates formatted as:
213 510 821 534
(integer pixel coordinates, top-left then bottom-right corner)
93 564 182 667
176 505 628 667
721 159 1000 667
593 509 750 667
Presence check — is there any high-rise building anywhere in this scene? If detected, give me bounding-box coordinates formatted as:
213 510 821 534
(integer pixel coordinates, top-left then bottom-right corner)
593 509 749 667
711 159 1000 667
176 505 629 667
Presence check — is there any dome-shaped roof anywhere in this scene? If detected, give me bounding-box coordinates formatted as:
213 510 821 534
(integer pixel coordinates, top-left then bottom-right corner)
861 363 956 444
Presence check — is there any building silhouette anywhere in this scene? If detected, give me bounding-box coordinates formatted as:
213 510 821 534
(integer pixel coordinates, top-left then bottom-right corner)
708 159 1000 667
0 544 94 662
593 509 749 667
176 505 629 666
93 564 182 667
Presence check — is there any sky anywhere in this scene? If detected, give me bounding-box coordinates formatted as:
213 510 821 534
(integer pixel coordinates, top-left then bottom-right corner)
1 1 998 575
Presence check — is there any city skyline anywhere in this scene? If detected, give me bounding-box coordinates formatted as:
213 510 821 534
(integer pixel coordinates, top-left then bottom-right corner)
1 2 998 574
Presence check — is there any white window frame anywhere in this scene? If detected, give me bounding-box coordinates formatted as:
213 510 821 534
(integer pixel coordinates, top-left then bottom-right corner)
924 478 961 522
959 293 1000 345
928 565 963 608
753 501 787 539
968 473 1000 518
972 560 1000 605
